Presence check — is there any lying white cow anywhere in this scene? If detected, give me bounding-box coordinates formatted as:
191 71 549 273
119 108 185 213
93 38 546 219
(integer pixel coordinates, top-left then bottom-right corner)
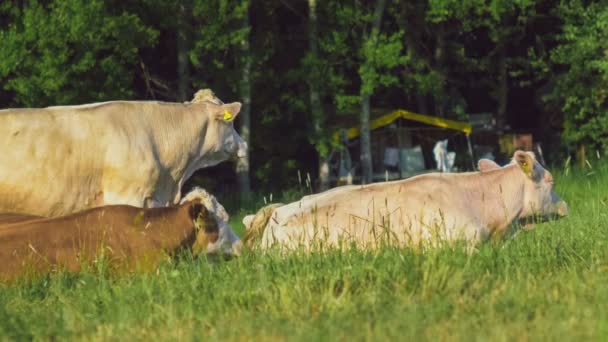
0 89 247 217
243 151 568 251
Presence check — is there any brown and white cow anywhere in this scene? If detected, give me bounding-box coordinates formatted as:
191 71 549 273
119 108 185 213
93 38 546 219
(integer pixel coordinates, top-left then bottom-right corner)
0 89 247 217
179 187 243 256
243 151 568 251
0 188 241 282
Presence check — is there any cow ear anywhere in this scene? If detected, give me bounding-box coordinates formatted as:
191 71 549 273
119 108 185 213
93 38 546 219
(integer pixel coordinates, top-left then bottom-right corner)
215 102 241 122
191 89 223 104
189 202 206 220
478 159 500 172
243 215 255 230
513 150 535 177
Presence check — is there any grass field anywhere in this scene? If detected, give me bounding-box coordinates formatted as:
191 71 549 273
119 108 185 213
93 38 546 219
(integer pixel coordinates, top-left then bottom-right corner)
1 160 607 341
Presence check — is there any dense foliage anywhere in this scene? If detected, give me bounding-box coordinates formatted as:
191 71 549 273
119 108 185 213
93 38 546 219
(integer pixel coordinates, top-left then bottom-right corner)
0 0 606 191
550 0 608 150
0 0 158 105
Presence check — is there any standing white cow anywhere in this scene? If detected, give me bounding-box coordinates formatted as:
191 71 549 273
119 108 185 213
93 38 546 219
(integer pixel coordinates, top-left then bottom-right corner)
243 151 568 251
0 90 247 217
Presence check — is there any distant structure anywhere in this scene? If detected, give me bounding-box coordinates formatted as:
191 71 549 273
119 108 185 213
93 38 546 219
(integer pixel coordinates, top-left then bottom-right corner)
328 109 473 185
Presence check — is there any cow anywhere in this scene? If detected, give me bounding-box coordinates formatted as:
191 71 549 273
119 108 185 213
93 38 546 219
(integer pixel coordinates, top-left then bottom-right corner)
0 89 247 217
243 151 569 251
0 188 242 282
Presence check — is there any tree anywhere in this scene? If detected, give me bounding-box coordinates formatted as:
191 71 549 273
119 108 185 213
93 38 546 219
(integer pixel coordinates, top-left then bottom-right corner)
0 0 158 107
177 0 193 101
549 0 608 151
360 0 388 184
305 0 330 190
188 0 251 196
189 0 249 94
236 0 252 198
426 0 538 131
317 1 405 184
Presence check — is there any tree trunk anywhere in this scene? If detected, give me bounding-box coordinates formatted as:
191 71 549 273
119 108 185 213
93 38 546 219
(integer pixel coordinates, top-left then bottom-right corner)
433 23 446 117
496 44 508 133
407 42 428 114
318 157 329 190
308 0 329 191
236 2 252 199
577 144 586 168
359 0 387 184
360 95 373 183
176 2 190 102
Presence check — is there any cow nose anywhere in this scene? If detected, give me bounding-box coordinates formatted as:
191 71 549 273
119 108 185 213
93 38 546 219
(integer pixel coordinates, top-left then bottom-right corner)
556 201 568 217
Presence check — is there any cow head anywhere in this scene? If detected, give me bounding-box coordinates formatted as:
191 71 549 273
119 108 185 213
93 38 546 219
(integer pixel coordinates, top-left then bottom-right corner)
181 188 242 257
242 203 284 248
511 150 569 220
199 101 248 167
189 202 219 254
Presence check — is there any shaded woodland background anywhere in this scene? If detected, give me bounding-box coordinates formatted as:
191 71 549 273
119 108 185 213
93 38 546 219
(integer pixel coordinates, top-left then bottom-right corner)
0 0 606 198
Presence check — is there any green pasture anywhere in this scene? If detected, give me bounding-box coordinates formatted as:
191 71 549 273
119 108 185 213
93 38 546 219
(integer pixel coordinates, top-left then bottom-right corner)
1 160 607 341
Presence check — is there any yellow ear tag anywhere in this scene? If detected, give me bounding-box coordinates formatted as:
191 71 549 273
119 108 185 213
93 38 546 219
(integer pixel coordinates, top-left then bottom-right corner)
521 161 533 176
223 110 233 121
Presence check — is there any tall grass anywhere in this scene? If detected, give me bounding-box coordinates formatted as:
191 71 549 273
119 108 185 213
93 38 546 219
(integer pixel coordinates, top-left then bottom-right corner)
1 161 607 341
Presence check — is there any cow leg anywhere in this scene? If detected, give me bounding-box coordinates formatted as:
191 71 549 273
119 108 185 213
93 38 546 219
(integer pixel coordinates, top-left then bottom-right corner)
460 224 489 254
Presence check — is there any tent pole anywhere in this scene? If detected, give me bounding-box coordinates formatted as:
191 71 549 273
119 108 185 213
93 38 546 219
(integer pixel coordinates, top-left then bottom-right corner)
398 120 404 179
466 134 475 170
